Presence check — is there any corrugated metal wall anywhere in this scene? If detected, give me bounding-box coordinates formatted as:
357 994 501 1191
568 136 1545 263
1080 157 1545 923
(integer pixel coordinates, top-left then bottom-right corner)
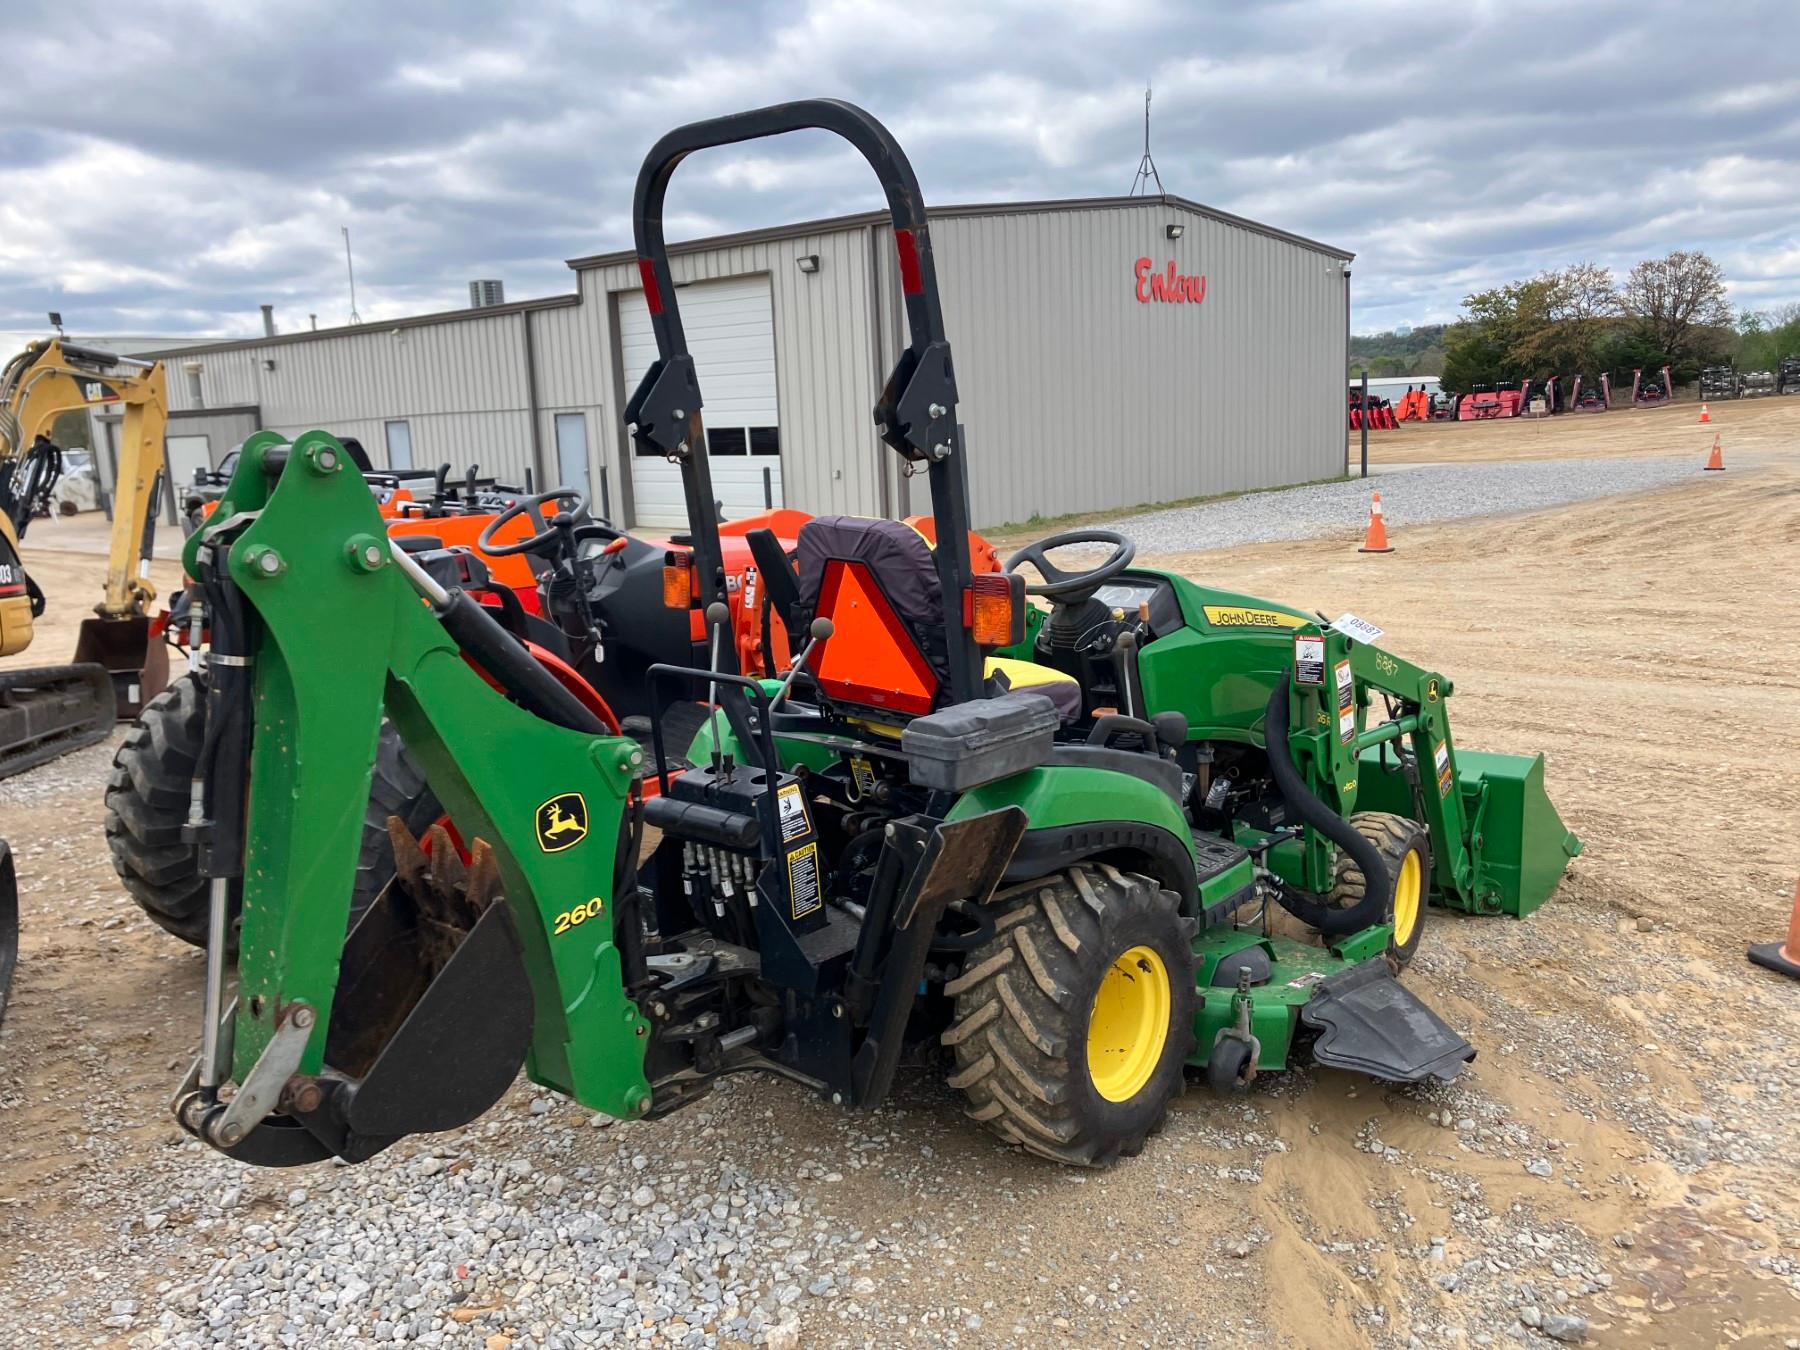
915 201 1346 527
584 224 888 524
157 299 607 489
152 199 1344 532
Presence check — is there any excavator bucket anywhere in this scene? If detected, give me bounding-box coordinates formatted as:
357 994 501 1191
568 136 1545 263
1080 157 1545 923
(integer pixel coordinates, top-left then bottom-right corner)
0 663 114 780
72 615 168 719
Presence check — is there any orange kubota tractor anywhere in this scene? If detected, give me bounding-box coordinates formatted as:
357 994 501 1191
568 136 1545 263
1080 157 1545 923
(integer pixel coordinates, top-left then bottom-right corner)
115 451 999 946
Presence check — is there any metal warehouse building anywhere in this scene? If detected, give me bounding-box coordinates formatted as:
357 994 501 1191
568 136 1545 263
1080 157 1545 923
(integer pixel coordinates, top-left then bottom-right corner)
142 195 1351 530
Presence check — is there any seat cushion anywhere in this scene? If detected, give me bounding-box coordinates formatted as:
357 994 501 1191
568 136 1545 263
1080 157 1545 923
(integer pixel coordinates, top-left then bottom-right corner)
986 656 1081 722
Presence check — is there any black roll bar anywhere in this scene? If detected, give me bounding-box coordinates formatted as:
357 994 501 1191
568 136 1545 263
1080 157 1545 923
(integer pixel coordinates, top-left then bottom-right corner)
624 98 983 708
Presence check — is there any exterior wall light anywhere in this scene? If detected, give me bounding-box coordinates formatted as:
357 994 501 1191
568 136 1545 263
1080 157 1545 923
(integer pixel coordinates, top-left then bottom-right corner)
796 255 821 274
1165 224 1184 240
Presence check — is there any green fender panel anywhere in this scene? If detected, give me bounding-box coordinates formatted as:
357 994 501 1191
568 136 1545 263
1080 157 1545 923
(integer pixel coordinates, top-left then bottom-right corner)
947 765 1198 899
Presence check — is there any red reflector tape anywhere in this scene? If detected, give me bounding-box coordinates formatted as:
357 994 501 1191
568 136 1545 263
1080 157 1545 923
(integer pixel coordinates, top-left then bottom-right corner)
637 257 664 315
895 228 923 295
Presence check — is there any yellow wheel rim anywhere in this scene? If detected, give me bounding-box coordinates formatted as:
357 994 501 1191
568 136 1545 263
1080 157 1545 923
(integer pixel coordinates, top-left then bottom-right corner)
1392 850 1422 947
1086 944 1171 1103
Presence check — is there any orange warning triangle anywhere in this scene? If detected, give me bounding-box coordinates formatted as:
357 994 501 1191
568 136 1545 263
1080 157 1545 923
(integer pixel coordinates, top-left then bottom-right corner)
811 560 938 715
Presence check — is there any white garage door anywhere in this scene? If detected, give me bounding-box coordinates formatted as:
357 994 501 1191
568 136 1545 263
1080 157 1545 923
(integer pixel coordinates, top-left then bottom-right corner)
618 274 781 528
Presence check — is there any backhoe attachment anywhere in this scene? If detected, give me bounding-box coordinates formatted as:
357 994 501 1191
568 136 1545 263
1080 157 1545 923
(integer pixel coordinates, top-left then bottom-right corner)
172 431 649 1165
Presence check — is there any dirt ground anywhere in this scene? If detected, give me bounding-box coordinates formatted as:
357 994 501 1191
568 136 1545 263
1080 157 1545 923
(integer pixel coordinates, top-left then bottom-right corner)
1350 393 1795 466
2 408 1798 1347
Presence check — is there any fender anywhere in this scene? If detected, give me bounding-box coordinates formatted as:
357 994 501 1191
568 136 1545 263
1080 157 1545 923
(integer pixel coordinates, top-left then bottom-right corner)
947 764 1198 904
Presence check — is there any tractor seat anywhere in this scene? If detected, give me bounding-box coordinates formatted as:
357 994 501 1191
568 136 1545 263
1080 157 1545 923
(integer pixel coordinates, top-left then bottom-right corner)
794 515 1081 724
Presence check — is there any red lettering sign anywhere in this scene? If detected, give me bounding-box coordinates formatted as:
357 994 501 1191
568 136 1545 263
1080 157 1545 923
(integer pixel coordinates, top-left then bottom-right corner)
1134 257 1207 305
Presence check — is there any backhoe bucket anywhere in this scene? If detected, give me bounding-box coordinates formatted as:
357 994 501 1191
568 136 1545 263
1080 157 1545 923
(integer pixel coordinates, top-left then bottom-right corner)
213 822 535 1169
0 663 114 780
1357 746 1581 917
72 615 167 719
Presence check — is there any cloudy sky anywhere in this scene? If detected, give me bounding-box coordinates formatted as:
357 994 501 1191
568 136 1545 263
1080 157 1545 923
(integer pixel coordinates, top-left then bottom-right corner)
2 0 1795 341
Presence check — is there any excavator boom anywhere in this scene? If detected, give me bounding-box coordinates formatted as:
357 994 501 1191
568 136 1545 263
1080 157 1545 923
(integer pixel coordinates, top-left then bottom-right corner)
0 338 171 779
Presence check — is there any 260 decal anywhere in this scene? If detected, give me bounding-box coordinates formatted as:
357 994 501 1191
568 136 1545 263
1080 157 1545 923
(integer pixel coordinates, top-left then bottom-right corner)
553 896 607 936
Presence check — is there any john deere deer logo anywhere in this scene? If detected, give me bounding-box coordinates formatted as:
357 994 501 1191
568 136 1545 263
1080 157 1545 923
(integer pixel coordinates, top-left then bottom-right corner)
535 793 589 853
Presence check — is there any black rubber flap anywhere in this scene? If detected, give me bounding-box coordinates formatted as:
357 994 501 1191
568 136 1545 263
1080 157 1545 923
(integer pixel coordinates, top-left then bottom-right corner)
0 840 17 1028
1300 960 1475 1083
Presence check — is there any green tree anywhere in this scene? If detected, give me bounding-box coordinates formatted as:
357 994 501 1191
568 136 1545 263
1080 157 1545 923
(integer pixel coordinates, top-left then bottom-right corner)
1620 251 1733 370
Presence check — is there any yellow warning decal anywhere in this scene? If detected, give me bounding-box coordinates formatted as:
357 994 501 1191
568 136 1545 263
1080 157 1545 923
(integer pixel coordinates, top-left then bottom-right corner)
536 792 589 853
1202 605 1307 630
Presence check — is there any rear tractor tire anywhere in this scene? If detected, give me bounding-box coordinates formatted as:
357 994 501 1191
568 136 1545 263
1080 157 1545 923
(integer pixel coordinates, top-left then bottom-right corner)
943 863 1196 1166
105 671 441 948
1330 811 1431 969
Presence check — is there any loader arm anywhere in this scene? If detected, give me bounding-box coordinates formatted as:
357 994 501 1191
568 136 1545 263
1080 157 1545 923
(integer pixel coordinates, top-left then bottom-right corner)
1288 626 1584 921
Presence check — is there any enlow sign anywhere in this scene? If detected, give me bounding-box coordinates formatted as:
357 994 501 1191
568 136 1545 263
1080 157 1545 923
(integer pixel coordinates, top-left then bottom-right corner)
1134 258 1207 305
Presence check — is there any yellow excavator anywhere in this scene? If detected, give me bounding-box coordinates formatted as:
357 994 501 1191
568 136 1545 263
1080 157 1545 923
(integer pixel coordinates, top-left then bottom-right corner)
0 337 172 779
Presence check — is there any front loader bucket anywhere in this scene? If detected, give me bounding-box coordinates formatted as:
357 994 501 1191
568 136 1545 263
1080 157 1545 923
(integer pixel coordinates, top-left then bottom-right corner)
72 615 168 720
0 663 114 780
1357 746 1582 917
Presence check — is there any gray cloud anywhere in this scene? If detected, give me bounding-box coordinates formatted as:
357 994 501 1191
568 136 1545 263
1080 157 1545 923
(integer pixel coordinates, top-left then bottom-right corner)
2 0 1794 339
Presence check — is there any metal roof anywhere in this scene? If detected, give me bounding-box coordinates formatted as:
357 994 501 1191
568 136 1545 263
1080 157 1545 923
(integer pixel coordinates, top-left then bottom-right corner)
565 193 1354 271
137 292 581 360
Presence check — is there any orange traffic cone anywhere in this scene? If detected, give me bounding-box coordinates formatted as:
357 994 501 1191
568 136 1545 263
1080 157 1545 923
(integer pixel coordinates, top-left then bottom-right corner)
1748 879 1800 980
1358 492 1395 553
1698 402 1711 424
1704 434 1725 471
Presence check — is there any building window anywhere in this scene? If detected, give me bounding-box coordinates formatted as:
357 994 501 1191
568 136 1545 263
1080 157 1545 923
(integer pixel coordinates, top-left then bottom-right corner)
184 364 204 408
707 428 748 456
748 426 780 456
385 420 413 470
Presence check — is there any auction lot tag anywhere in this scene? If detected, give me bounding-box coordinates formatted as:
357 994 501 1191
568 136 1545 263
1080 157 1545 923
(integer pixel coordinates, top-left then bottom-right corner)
1294 633 1326 685
1331 612 1385 645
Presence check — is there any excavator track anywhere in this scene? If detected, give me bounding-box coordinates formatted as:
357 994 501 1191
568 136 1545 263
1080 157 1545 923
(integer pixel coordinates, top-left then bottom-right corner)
0 663 114 781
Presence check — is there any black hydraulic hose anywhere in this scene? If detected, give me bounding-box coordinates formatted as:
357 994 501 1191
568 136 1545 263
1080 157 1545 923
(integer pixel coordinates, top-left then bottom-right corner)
436 588 606 737
1263 677 1391 937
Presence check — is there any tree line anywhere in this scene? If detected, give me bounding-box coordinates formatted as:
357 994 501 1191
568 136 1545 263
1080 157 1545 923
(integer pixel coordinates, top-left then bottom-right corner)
1352 251 1799 393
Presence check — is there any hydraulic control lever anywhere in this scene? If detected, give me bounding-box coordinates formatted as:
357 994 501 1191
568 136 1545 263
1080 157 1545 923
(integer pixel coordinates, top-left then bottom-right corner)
771 616 834 709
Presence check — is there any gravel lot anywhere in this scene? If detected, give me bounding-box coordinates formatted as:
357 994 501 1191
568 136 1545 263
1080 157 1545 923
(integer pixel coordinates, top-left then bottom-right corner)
4 417 1798 1348
1082 457 1702 555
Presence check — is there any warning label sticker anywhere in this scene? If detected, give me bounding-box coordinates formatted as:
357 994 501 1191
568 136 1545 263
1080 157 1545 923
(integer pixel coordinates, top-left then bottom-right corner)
776 782 811 844
787 842 821 919
1335 659 1356 744
1434 740 1453 797
849 756 878 797
1294 633 1326 686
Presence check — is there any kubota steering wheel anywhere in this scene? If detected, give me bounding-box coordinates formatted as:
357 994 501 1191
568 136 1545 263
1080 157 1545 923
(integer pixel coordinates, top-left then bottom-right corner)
477 488 591 557
1004 528 1136 602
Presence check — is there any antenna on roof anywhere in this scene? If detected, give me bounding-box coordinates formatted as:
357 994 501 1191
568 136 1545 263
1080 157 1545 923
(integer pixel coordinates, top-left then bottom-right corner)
1128 83 1165 197
342 225 363 324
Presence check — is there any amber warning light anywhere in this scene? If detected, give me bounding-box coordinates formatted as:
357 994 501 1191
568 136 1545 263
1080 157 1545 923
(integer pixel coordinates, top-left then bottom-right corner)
966 573 1024 647
662 552 694 609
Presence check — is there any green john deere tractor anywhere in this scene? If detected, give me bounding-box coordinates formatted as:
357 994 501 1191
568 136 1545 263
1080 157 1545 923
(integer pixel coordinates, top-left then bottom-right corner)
169 100 1579 1169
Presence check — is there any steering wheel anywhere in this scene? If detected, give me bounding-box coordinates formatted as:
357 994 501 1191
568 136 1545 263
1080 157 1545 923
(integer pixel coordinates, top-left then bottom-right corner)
477 488 589 557
1004 529 1136 602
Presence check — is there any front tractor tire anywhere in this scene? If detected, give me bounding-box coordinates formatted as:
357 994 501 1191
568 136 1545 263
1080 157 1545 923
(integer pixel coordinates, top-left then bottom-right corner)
1331 811 1432 969
944 863 1196 1167
105 671 441 948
